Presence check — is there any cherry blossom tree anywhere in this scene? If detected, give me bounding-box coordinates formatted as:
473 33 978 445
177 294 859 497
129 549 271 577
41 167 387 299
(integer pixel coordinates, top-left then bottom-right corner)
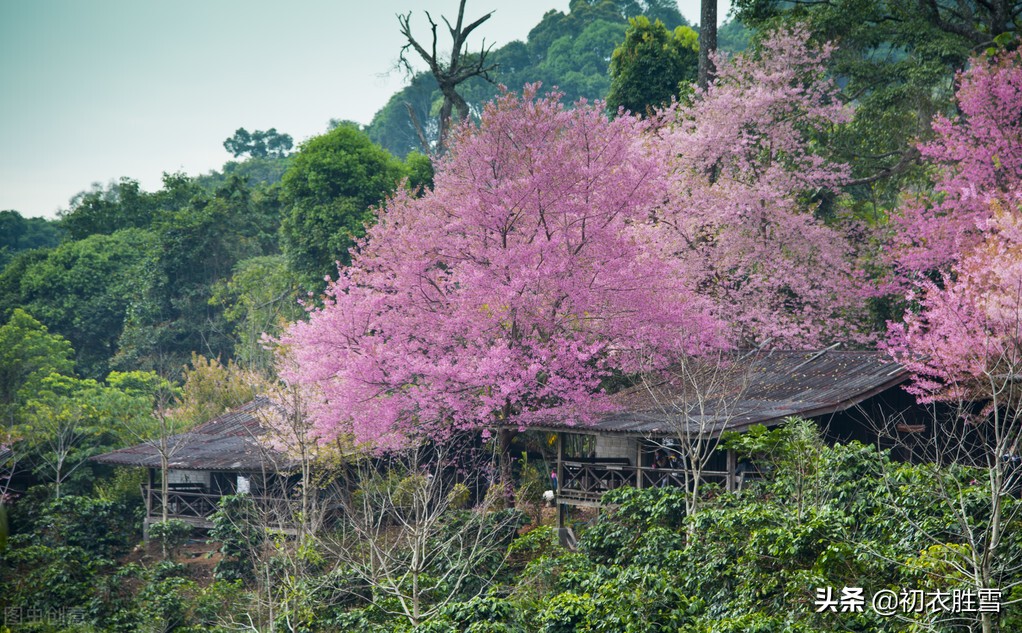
280 28 876 488
887 195 1022 402
657 26 868 347
886 51 1022 402
890 50 1022 280
879 55 1022 633
280 87 725 472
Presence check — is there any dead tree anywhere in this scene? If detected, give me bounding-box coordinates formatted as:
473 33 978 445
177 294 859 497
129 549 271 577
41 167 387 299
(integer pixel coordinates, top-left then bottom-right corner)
871 348 1022 633
640 350 753 518
398 0 497 155
327 442 523 628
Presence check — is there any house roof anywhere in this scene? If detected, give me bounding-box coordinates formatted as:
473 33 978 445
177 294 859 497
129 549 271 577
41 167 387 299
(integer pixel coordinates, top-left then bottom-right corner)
533 349 909 437
91 396 295 472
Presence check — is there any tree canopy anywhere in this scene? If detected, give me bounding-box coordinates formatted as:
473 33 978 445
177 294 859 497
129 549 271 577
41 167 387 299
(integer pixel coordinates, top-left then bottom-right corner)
223 127 294 159
606 16 698 115
886 50 1022 402
279 123 410 282
280 86 724 449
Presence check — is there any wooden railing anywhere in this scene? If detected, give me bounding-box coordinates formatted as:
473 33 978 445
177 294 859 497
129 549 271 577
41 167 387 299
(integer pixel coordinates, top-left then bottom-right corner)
142 486 286 521
559 461 730 502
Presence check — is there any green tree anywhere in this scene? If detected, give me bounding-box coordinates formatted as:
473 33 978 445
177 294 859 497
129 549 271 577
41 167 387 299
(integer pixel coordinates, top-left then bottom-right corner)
540 19 628 104
115 176 275 375
57 173 205 240
58 178 155 240
607 16 699 114
211 255 304 371
223 127 294 159
0 309 75 425
0 248 50 320
279 124 407 281
171 354 263 426
17 373 141 497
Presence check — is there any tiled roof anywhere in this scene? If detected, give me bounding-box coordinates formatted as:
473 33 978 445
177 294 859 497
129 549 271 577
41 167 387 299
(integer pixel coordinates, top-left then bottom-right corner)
535 350 908 436
91 397 295 472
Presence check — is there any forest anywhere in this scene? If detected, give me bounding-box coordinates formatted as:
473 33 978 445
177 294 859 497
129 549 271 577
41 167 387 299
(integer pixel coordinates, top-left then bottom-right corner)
2 0 1022 631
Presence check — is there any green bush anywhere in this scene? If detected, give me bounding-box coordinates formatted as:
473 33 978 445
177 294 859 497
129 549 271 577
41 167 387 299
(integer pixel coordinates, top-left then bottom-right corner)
208 494 263 582
148 519 192 558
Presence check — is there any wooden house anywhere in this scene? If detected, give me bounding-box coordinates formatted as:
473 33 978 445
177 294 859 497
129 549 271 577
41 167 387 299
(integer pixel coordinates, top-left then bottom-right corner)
522 349 920 524
92 397 298 535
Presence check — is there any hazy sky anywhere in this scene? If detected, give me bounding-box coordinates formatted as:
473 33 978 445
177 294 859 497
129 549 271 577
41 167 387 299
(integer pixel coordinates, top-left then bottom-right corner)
1 1 731 219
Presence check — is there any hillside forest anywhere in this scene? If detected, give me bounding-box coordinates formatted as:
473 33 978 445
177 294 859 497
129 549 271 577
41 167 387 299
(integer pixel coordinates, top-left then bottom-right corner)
2 0 1022 631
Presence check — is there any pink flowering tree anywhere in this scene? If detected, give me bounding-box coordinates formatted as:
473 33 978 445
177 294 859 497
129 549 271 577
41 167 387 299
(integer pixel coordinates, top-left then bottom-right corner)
890 50 1022 280
881 55 1022 629
888 198 1022 403
887 51 1022 401
658 26 868 347
280 87 725 483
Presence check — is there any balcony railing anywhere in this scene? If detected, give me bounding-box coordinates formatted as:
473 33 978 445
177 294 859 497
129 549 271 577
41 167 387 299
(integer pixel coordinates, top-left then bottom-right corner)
141 486 288 522
558 460 730 503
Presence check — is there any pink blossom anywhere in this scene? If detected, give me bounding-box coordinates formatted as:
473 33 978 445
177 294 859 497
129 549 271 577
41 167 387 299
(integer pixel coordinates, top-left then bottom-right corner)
658 26 867 347
886 51 1022 401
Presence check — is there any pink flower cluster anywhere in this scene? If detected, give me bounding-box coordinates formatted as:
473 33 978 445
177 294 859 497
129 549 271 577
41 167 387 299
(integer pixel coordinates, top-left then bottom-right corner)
886 51 1022 401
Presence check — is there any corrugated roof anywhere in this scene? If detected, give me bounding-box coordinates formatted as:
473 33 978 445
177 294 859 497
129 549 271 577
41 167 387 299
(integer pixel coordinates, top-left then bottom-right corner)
92 396 296 472
535 350 908 436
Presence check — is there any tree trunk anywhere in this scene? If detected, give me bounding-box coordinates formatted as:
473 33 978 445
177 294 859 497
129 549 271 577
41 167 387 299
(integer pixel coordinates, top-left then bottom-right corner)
698 0 718 90
497 428 516 507
160 452 169 524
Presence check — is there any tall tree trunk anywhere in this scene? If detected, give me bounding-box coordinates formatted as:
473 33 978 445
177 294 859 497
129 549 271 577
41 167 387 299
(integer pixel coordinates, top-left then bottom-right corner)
698 0 718 90
498 428 516 507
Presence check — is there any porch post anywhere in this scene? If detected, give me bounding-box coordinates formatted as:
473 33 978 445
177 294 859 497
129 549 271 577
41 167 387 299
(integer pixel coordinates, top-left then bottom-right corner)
635 440 643 489
556 433 565 529
727 449 737 492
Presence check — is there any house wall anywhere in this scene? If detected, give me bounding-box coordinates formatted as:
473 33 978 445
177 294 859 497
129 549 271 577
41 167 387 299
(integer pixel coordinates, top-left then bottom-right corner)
167 469 211 487
594 435 637 464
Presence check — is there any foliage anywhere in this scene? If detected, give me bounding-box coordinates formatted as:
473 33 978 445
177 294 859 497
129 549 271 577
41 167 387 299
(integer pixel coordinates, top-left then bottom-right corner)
57 174 201 240
660 25 866 347
606 16 698 115
886 51 1022 401
17 373 150 497
14 229 154 378
172 353 263 426
210 254 305 372
209 493 264 583
368 1 688 158
733 0 1018 209
148 519 192 558
17 494 140 558
0 537 111 614
114 175 278 375
0 210 61 269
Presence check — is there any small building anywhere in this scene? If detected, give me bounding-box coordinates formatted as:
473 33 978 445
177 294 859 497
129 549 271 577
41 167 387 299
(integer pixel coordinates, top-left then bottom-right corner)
92 397 297 535
527 349 918 520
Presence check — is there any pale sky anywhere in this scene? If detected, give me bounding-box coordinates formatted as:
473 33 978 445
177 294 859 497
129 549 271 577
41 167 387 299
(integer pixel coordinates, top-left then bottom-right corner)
1 1 730 219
